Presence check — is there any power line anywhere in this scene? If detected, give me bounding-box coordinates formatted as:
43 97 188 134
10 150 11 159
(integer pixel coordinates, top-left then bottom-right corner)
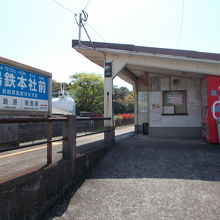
52 0 105 43
76 10 94 48
0 22 75 78
52 0 75 14
0 23 43 49
51 0 93 45
85 22 106 42
177 0 185 48
84 0 93 10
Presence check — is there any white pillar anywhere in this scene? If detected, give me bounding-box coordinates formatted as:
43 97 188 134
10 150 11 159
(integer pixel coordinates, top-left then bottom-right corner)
133 84 138 132
104 76 114 127
103 57 126 143
103 61 115 144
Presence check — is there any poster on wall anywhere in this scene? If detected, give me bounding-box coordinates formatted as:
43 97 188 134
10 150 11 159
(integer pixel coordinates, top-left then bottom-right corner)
0 63 49 112
166 92 183 105
138 91 148 112
140 74 148 85
163 106 175 114
163 90 187 114
149 91 162 122
149 77 160 91
104 62 112 77
160 77 170 91
189 79 201 109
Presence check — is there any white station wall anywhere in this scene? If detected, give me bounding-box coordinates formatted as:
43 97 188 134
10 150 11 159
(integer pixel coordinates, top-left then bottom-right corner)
149 75 202 128
137 79 148 125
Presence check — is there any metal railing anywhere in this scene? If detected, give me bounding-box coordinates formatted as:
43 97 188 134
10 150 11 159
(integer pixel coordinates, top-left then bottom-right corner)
0 117 68 164
76 117 111 137
0 116 112 164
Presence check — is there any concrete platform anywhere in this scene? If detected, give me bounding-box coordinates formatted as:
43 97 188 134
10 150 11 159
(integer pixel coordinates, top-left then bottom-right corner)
44 135 220 220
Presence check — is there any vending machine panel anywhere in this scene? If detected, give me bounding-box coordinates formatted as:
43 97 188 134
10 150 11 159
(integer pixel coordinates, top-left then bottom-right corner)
202 75 220 143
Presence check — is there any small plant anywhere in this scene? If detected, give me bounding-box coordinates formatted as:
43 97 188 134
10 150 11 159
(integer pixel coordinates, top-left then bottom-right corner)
114 113 134 127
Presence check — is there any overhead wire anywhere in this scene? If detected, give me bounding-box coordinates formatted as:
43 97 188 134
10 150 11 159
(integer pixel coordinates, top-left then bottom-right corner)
0 22 50 55
78 10 94 48
52 0 75 14
0 23 30 42
84 0 93 10
0 22 71 78
82 0 106 43
81 23 94 47
85 22 106 42
52 0 105 43
177 0 185 48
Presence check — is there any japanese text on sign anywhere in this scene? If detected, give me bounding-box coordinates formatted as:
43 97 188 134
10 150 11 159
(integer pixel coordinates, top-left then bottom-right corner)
0 63 49 112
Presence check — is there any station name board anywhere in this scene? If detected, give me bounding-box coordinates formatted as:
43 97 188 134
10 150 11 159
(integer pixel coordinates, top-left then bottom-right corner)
0 63 49 112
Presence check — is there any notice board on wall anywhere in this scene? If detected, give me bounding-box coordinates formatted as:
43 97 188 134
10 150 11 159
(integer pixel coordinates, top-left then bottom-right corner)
138 91 148 113
149 91 162 123
163 90 187 114
163 105 175 114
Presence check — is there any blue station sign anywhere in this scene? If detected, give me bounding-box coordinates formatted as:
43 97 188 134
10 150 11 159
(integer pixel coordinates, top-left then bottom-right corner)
0 63 49 112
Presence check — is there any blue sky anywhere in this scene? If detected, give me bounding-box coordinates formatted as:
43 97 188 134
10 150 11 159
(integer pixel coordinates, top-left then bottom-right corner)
1 0 220 90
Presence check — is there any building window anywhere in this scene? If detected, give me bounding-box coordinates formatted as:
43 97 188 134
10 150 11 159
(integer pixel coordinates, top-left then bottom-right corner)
162 90 187 115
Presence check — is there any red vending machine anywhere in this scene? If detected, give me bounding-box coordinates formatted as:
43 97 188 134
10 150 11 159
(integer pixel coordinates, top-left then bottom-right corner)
202 75 220 143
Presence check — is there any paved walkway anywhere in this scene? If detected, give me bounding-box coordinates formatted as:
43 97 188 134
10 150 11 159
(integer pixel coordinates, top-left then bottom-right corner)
45 135 220 220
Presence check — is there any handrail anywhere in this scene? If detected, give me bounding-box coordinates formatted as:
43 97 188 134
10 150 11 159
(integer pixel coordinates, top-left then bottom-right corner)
0 116 71 164
76 117 111 121
0 117 67 124
0 116 112 162
0 117 111 124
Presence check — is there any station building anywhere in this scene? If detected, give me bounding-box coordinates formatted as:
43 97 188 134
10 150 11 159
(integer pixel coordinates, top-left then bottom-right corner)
73 40 220 142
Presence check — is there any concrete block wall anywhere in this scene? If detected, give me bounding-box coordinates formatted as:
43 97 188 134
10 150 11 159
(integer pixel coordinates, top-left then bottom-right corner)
0 146 110 220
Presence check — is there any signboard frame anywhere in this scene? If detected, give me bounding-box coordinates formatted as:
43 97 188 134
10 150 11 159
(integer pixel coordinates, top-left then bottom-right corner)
162 90 187 115
104 62 112 77
0 57 52 116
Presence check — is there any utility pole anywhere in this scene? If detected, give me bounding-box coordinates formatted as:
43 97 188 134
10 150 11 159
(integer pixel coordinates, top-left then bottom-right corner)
78 12 82 45
75 10 94 48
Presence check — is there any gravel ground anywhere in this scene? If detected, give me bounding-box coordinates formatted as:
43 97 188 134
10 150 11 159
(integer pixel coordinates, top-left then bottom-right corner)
44 135 220 220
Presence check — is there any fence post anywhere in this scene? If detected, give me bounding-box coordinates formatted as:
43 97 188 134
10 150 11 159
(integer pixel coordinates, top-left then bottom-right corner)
104 126 115 145
62 115 76 160
47 121 52 164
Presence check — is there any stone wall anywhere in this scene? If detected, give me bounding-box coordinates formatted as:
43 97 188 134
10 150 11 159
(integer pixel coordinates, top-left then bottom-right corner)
0 146 109 220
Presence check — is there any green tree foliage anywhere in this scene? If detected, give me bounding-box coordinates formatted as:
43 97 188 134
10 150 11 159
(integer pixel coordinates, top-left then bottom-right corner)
113 86 129 102
124 93 134 113
52 75 134 115
52 80 61 93
52 80 71 94
113 86 134 114
69 73 104 113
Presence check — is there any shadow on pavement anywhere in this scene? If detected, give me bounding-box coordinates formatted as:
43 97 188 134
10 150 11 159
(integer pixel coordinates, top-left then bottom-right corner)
42 134 220 220
75 131 135 154
88 134 220 182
